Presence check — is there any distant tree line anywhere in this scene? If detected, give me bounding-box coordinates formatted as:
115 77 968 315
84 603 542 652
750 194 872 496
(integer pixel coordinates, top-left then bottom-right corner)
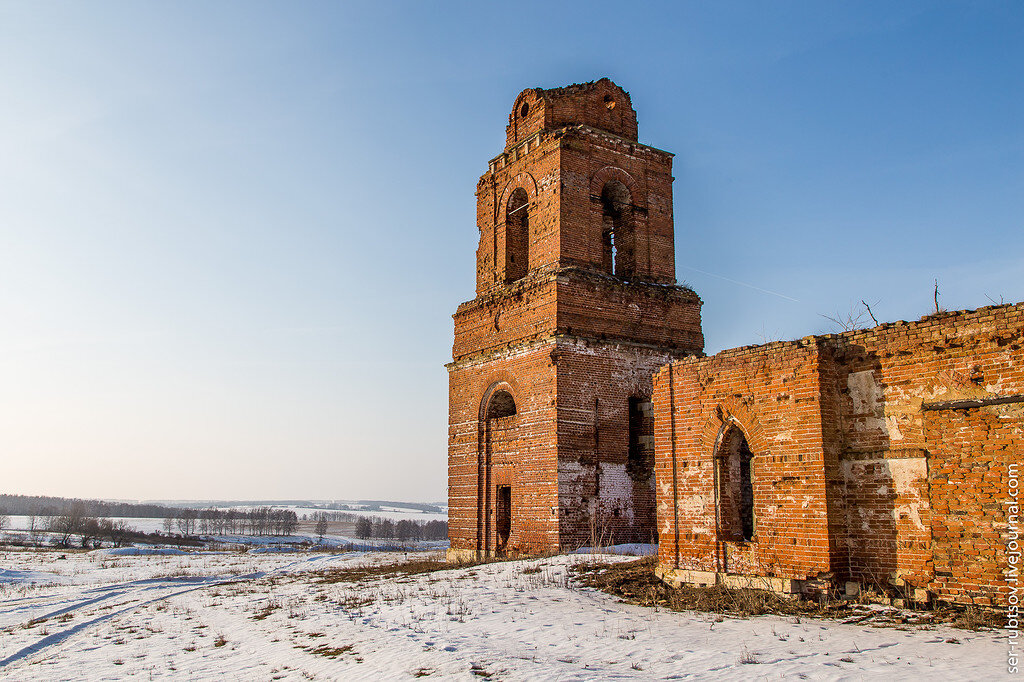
163 507 298 537
353 517 447 541
0 494 184 520
301 510 358 523
0 501 199 549
0 495 448 546
0 498 300 544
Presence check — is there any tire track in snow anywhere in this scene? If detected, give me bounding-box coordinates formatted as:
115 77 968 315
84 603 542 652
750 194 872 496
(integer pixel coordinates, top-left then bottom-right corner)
0 580 234 671
0 553 358 673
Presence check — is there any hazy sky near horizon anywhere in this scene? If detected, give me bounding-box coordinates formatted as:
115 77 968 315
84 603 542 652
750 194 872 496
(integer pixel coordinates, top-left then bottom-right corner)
1 2 1021 503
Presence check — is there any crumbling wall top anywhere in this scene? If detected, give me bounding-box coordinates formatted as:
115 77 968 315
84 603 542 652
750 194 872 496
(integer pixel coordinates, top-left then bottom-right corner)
506 78 638 149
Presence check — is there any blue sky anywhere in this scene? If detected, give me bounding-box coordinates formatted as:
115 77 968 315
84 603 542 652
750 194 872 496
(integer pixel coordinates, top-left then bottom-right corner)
1 1 1021 501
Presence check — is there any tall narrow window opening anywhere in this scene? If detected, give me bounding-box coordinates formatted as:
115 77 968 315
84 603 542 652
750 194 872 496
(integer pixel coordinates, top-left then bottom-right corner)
600 181 634 279
717 426 755 542
505 188 529 283
495 485 512 555
626 397 654 482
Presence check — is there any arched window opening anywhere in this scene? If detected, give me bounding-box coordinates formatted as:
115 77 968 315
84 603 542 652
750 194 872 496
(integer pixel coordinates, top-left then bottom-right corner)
717 426 755 542
626 396 654 482
600 181 634 279
505 188 529 283
487 390 517 419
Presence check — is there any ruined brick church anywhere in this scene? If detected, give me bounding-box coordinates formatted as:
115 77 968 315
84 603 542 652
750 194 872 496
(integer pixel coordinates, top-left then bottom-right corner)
448 78 1021 608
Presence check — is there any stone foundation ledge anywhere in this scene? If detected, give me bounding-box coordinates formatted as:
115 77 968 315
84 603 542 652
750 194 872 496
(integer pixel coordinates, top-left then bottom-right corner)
656 566 804 596
446 548 484 564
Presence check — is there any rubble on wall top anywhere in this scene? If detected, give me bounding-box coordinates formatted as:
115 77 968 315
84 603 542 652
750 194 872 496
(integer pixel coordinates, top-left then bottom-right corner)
534 77 629 100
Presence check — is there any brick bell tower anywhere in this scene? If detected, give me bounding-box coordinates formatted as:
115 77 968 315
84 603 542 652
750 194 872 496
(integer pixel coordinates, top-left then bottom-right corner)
448 78 704 559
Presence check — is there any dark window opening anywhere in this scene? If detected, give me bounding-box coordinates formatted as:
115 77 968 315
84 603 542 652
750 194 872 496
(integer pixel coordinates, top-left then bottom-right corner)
600 181 634 279
505 188 529 283
717 426 755 542
487 390 517 419
626 397 654 482
520 102 529 118
496 485 512 555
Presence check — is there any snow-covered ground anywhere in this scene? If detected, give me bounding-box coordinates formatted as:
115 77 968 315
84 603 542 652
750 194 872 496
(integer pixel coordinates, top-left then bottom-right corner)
0 549 1007 680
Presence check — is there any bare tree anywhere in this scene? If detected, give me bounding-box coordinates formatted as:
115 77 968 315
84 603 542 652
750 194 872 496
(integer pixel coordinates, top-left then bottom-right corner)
0 510 8 534
177 508 197 537
282 510 298 536
820 299 880 333
79 517 100 549
860 299 879 326
162 514 175 535
200 508 218 536
314 512 328 543
50 502 86 547
373 518 394 540
27 504 39 539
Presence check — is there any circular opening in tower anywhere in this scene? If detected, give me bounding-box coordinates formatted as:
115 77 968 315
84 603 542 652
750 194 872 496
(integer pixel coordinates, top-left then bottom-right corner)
520 102 529 117
603 95 615 110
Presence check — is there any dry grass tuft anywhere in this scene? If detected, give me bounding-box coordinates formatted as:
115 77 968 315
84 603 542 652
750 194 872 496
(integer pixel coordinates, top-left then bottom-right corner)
307 644 354 658
317 555 502 584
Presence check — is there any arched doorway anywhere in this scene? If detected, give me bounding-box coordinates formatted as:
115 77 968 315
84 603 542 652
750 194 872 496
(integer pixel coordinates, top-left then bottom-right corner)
482 388 517 556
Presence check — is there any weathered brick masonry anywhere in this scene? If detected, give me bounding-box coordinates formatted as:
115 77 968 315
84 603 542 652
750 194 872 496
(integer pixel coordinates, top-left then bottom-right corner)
448 79 703 559
447 78 1021 608
655 304 1024 606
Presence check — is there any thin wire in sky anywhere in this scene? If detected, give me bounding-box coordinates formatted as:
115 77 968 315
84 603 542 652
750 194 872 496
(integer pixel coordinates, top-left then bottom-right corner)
679 264 802 303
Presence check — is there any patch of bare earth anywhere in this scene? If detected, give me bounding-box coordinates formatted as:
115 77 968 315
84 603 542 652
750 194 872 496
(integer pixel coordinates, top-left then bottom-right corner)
572 556 1004 630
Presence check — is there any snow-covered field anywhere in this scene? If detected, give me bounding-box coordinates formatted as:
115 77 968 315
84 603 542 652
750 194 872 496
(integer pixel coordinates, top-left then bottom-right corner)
0 523 447 554
0 548 1007 680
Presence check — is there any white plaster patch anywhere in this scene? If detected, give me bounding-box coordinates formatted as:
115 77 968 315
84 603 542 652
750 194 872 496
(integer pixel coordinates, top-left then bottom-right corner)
893 503 926 531
888 458 927 497
847 370 882 416
559 461 637 524
884 414 905 441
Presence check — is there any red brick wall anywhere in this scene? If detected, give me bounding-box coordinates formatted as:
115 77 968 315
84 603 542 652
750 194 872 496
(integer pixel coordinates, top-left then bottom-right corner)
475 136 560 296
925 405 1021 607
453 279 558 360
653 340 835 580
832 304 1024 592
655 303 1024 604
448 345 559 555
553 339 685 549
557 128 675 284
838 449 932 587
556 275 702 349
